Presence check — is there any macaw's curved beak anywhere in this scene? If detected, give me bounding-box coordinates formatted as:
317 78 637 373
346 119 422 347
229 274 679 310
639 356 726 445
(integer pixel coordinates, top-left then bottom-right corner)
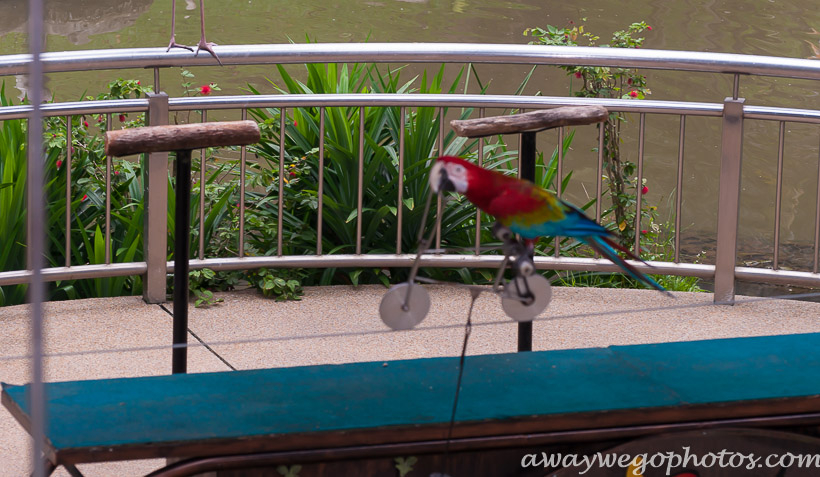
430 163 455 193
438 168 456 192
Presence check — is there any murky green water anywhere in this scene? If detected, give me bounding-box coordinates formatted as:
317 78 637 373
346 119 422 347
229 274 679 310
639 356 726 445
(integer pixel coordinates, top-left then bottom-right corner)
1 0 819 268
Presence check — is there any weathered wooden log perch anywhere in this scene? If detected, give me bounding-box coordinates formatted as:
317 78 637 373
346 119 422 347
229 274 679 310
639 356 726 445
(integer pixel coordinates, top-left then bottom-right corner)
105 120 261 157
450 106 608 138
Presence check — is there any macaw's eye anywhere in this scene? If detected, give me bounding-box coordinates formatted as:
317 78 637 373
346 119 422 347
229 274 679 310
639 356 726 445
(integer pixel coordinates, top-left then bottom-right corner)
453 165 465 174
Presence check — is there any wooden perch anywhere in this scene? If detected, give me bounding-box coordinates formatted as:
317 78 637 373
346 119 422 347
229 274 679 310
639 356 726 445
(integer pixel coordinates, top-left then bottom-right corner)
450 106 608 138
105 120 261 157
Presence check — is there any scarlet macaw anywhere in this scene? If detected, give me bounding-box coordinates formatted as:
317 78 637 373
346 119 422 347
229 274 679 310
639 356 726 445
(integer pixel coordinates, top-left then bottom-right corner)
429 155 667 293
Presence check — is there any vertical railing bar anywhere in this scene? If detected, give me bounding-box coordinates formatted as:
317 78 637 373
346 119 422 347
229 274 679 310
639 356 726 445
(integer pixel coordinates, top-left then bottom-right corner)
199 110 207 260
634 113 645 255
596 123 604 223
318 107 325 255
26 0 46 471
65 117 72 267
396 106 405 255
153 67 160 94
105 113 112 264
277 108 285 256
814 132 820 274
518 108 525 179
436 107 444 250
773 121 785 270
356 106 365 255
732 74 740 100
675 116 686 263
475 107 485 255
554 127 564 258
239 109 246 257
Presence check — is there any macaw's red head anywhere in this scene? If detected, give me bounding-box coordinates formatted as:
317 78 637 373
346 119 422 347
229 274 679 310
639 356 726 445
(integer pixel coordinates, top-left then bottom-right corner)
429 156 496 195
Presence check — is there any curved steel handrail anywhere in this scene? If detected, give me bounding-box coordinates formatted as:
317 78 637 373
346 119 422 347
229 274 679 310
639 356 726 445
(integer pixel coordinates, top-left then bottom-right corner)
4 94 820 124
1 43 820 80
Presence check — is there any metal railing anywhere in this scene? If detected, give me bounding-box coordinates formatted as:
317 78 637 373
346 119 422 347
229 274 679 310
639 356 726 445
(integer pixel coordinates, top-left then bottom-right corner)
1 43 820 304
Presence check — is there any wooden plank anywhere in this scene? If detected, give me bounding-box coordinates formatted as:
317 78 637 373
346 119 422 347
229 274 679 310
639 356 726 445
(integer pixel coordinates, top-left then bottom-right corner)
4 333 820 465
450 106 608 138
105 121 260 157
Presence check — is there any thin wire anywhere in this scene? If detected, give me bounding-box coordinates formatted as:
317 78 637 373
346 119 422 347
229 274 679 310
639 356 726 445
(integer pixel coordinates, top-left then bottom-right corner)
443 289 478 476
158 304 236 371
3 290 820 364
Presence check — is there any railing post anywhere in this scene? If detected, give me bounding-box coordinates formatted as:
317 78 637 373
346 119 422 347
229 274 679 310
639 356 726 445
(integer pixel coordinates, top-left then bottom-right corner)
143 92 169 303
714 97 745 304
517 131 536 352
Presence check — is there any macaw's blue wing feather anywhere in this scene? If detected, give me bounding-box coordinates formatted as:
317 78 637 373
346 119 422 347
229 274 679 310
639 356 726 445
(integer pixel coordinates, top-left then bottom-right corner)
583 235 672 296
483 177 669 294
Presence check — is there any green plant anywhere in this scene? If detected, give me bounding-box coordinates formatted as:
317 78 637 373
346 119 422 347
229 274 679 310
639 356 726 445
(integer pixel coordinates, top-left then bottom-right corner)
395 456 417 477
176 69 221 124
276 465 302 477
189 268 227 307
525 20 654 249
246 268 304 301
245 54 539 288
1 78 175 305
54 79 153 299
0 84 31 305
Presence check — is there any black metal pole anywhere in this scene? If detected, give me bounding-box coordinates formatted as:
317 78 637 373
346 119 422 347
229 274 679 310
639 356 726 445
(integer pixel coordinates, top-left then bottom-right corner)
172 149 192 374
518 132 536 352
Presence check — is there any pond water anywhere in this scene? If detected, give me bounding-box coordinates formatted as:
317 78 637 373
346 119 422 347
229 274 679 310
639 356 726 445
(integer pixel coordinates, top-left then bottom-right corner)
1 0 819 269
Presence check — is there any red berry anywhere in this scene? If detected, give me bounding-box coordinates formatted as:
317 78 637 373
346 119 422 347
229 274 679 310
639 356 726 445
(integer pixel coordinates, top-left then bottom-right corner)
629 90 638 98
119 114 126 122
56 160 63 168
641 185 649 194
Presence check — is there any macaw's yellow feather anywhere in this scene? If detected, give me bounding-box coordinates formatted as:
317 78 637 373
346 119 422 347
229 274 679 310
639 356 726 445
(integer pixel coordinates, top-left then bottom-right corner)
497 187 566 228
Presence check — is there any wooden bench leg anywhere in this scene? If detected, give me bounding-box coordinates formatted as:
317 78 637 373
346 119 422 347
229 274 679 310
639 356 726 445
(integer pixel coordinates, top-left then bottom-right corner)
64 463 85 477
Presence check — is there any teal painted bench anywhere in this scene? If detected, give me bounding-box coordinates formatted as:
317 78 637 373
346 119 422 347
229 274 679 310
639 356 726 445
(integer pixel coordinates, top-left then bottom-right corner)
5 332 820 476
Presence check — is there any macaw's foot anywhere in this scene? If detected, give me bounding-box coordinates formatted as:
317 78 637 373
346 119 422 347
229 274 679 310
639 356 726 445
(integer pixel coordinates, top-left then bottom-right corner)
167 38 194 52
195 40 223 66
492 222 514 242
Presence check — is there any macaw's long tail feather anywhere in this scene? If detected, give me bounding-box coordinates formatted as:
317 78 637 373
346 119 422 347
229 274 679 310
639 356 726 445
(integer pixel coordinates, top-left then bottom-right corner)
584 235 672 296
